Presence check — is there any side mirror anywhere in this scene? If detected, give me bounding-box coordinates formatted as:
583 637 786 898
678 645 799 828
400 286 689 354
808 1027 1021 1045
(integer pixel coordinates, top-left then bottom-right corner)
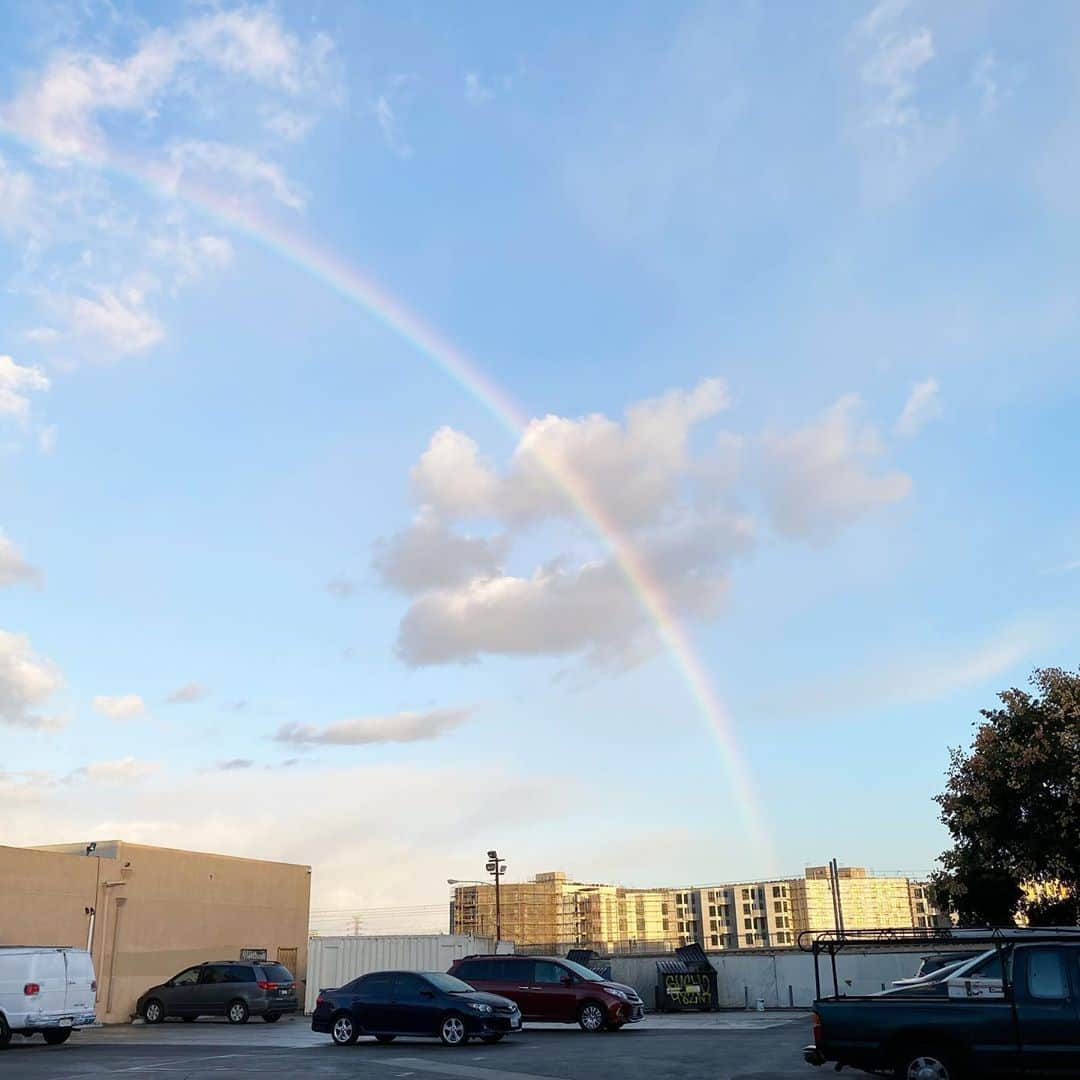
561 975 573 987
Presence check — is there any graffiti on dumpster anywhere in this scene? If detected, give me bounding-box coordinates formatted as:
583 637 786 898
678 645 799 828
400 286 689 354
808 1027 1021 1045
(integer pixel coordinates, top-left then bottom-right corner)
664 972 712 1008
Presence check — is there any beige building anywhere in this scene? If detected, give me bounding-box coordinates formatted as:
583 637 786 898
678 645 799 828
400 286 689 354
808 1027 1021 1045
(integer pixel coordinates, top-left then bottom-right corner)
0 841 311 1022
452 866 946 953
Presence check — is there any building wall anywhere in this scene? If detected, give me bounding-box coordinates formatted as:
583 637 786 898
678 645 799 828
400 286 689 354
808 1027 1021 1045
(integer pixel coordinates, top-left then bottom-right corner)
2 841 311 1023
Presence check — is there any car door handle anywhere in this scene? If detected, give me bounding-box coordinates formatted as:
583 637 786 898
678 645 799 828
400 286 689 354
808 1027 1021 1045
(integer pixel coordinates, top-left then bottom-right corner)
518 986 530 990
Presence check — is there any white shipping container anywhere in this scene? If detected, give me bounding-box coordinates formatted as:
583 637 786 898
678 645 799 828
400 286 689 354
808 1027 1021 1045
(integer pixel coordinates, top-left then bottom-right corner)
305 935 501 1013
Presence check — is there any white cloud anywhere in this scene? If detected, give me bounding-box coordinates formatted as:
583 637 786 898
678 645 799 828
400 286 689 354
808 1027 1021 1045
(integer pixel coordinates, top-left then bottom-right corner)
166 681 210 704
0 156 36 236
464 73 493 105
0 533 40 588
62 287 164 355
326 577 357 599
166 139 307 211
762 394 911 540
855 1 934 132
412 378 730 529
38 425 58 455
971 52 1000 115
1 9 332 159
0 630 64 729
262 107 315 142
0 355 50 423
374 509 507 594
759 621 1047 717
148 229 234 289
74 757 161 784
385 380 910 668
273 707 472 746
92 693 146 721
22 328 60 345
372 83 413 158
895 377 942 437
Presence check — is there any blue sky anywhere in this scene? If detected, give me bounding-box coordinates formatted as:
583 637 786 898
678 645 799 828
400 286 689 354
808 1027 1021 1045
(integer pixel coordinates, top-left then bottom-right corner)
1 0 1078 927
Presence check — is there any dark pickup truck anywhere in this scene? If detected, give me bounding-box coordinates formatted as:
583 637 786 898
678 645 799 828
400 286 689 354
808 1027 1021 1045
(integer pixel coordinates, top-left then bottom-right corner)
805 937 1080 1078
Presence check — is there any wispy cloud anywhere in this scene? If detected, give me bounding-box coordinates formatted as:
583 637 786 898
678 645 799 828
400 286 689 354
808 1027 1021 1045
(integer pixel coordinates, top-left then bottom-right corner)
326 577 356 599
0 630 64 729
0 532 40 588
92 693 146 721
166 681 210 704
272 707 472 746
464 73 492 105
71 757 160 784
215 758 254 771
895 378 942 437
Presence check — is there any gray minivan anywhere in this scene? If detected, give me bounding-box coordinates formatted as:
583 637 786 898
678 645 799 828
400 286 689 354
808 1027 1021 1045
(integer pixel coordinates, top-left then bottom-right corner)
136 960 298 1024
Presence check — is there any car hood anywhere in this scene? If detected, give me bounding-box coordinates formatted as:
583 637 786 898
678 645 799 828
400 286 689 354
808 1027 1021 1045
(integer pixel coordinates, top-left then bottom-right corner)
136 985 166 1001
597 981 639 997
457 991 519 1009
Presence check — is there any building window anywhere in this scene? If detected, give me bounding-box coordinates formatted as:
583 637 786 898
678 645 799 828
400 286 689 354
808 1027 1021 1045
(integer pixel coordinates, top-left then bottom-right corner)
678 922 685 932
743 903 751 915
744 918 752 930
916 902 926 913
710 934 719 946
709 905 716 916
774 901 783 913
772 885 781 898
745 934 755 946
741 888 750 900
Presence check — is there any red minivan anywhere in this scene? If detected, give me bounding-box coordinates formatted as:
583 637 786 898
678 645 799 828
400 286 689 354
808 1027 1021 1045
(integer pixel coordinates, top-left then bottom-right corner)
448 955 644 1032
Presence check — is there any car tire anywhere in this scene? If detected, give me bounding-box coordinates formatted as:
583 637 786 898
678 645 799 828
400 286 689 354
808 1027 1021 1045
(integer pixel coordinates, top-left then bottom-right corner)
439 1012 469 1047
263 1013 280 1023
894 1045 960 1080
578 1001 607 1032
481 1034 504 1044
143 999 165 1025
331 1012 357 1046
43 1030 71 1045
226 999 249 1025
0 1015 10 1049
375 1034 396 1043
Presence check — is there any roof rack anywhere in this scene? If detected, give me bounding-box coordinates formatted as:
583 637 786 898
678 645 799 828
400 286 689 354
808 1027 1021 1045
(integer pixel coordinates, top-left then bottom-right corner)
800 926 1080 1000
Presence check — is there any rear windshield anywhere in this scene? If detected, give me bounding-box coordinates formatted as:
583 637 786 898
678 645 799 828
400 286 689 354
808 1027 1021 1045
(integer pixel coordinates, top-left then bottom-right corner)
259 963 294 983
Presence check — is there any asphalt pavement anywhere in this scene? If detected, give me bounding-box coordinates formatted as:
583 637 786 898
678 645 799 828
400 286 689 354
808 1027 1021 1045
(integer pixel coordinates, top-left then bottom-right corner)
0 1013 815 1079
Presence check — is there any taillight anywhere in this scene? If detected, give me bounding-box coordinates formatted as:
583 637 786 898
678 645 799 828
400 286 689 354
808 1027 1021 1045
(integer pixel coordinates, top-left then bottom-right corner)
24 983 40 996
812 1011 822 1044
316 994 326 1007
257 981 277 990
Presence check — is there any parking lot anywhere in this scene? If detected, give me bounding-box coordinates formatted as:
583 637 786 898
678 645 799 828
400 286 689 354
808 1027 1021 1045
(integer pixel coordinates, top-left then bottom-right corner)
2 1013 813 1079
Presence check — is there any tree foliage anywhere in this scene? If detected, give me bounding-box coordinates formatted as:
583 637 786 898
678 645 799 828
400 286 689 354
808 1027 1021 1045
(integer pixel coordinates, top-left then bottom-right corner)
934 666 1080 926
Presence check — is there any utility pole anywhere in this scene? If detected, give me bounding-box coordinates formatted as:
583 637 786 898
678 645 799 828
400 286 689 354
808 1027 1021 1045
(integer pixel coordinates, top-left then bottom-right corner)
485 849 507 943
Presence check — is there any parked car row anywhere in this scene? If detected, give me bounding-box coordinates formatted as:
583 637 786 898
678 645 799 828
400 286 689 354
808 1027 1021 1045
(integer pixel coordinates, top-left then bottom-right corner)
1 946 645 1052
311 953 645 1048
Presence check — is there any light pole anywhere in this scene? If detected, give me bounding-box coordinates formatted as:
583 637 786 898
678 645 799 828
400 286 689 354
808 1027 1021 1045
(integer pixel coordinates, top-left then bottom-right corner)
485 850 507 943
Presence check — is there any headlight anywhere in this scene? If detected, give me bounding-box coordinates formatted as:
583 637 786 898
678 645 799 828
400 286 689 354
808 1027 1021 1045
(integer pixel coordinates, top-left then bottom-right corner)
605 988 628 1001
469 1003 493 1014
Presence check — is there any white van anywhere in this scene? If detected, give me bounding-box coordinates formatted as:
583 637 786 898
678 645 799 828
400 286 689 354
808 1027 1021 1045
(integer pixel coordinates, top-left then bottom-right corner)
0 947 97 1047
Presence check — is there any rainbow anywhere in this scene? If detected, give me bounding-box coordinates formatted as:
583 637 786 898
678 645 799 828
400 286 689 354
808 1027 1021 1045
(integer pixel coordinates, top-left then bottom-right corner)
3 131 774 864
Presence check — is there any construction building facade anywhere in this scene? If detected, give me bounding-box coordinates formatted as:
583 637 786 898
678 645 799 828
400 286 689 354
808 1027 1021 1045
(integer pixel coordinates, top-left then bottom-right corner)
451 866 946 954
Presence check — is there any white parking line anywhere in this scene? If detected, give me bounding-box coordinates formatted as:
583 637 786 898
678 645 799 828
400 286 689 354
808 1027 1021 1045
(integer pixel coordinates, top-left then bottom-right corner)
393 1058 553 1080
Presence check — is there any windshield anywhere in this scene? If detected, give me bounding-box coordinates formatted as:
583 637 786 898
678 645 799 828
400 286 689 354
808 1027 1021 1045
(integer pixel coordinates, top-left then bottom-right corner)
561 959 605 982
424 973 475 993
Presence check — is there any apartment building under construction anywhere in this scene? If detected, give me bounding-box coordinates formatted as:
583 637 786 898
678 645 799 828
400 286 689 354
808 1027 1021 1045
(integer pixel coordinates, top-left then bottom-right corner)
450 866 945 953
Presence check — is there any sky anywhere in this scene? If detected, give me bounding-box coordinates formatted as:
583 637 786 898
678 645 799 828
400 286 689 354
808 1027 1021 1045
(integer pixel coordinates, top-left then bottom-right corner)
1 0 1078 934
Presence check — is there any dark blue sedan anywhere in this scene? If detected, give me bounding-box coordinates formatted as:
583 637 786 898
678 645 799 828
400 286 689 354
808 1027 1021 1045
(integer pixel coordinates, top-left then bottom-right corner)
311 970 522 1047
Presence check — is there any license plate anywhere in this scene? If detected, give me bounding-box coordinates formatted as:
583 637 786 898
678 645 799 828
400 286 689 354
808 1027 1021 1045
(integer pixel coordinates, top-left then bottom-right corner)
58 1018 72 1028
278 989 290 996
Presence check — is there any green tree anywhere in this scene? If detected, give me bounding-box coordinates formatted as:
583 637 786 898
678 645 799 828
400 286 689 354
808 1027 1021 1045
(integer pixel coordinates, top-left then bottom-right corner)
934 666 1080 926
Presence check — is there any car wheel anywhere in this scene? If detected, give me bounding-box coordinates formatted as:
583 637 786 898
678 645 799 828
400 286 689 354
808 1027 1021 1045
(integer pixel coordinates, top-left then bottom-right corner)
481 1034 504 1044
43 1030 71 1045
439 1012 468 1047
226 999 249 1025
0 1015 10 1049
895 1046 959 1080
578 1001 606 1032
143 999 165 1025
375 1034 396 1043
331 1012 357 1046
263 1013 280 1023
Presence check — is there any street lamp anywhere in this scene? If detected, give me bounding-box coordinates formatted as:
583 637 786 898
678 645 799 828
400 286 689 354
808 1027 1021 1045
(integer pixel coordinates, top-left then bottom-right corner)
485 850 507 943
